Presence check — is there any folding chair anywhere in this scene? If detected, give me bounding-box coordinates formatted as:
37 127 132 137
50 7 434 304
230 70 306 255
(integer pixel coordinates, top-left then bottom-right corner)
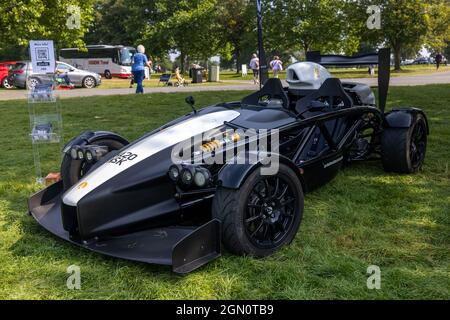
158 73 173 86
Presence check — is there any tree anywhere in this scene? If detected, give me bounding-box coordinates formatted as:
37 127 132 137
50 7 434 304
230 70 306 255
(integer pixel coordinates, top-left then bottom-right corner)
263 0 361 58
215 0 254 72
424 0 450 53
444 41 450 59
361 0 429 70
84 0 159 47
140 0 220 72
0 0 95 57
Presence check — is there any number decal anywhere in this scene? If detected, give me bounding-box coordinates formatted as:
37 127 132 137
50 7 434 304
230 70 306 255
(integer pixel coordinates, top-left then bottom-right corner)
109 151 138 166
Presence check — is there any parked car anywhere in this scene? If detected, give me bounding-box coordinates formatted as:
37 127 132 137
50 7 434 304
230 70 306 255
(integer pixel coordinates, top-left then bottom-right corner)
0 61 16 88
401 59 414 66
413 57 431 65
8 61 101 89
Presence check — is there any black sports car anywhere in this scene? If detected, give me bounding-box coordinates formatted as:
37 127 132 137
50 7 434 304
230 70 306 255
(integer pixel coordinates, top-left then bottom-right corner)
28 49 429 273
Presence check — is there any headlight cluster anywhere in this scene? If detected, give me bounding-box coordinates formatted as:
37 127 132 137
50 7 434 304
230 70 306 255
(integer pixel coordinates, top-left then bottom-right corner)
69 145 108 163
168 164 211 188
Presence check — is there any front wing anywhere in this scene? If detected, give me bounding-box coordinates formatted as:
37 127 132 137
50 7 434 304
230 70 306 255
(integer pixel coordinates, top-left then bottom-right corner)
28 181 221 274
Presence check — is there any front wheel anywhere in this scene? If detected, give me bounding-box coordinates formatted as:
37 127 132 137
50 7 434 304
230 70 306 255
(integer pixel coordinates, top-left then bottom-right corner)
212 164 304 257
104 70 112 79
27 77 41 90
61 138 126 191
82 76 96 89
381 114 427 173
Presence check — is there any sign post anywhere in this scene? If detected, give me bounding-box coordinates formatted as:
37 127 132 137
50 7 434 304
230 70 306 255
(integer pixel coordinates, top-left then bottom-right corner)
28 40 62 185
256 0 268 88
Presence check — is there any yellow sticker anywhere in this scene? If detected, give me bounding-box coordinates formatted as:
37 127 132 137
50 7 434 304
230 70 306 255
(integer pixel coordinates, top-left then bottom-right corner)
77 181 88 189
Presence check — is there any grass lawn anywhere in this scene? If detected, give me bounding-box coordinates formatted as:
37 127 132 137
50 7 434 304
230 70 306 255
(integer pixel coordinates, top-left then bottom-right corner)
0 85 449 299
220 64 450 81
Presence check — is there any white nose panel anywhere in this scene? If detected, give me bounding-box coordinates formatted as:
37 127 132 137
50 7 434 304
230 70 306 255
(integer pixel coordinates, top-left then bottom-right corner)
62 110 240 206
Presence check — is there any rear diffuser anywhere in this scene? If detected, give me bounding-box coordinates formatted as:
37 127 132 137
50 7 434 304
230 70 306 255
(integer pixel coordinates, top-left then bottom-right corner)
28 181 221 274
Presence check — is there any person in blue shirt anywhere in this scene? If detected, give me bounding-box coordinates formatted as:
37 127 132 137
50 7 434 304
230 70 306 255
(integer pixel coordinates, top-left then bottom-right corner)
131 45 152 94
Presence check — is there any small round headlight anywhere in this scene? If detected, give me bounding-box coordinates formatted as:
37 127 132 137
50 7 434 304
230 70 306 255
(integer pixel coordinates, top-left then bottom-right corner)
194 168 210 188
85 149 94 163
77 150 84 160
181 168 193 185
70 146 79 160
168 165 180 181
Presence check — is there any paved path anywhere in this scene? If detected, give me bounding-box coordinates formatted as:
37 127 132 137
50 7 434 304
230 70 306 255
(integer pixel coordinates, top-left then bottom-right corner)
0 71 448 101
346 70 450 86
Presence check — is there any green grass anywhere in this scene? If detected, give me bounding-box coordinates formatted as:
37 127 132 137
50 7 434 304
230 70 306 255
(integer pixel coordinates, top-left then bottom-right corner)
0 86 449 299
220 64 450 81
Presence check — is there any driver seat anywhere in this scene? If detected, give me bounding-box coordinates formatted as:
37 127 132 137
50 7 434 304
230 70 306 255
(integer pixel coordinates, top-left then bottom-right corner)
295 78 353 158
242 78 290 109
295 78 353 117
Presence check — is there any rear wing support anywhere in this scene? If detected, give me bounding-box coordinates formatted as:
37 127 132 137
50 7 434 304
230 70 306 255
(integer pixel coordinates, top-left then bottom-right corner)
306 48 391 113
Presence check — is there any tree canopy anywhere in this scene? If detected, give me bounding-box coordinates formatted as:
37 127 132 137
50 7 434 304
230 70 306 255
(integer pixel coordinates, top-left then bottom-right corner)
0 0 95 59
0 0 449 69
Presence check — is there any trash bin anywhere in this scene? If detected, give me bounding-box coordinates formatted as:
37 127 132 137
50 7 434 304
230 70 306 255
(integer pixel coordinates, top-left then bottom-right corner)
208 65 220 82
191 68 203 83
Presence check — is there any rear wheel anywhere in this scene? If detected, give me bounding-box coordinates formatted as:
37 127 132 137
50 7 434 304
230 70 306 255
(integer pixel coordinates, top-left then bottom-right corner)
212 164 304 257
104 70 112 79
381 114 427 173
61 138 126 191
1 77 12 89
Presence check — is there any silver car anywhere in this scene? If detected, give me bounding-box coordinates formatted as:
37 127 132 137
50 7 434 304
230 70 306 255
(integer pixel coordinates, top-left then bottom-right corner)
8 61 102 89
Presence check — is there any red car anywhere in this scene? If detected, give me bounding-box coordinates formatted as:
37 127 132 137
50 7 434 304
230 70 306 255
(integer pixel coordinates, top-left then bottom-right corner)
0 61 16 88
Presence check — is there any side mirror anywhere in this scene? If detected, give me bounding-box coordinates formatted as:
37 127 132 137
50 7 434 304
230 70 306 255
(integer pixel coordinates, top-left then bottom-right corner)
69 68 75 72
185 96 197 114
185 96 195 106
308 100 327 112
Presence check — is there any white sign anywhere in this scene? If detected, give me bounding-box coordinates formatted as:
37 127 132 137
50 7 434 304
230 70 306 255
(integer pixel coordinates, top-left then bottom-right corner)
30 40 56 74
241 64 248 76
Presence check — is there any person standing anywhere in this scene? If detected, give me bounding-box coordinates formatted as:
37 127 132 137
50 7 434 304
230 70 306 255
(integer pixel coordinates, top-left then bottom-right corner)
270 56 283 78
131 45 152 94
249 53 260 85
435 52 443 70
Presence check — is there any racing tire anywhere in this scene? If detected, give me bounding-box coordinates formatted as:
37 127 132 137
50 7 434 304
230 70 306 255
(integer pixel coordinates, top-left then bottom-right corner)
104 70 112 79
82 76 96 89
381 114 427 173
212 164 304 257
61 138 126 191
